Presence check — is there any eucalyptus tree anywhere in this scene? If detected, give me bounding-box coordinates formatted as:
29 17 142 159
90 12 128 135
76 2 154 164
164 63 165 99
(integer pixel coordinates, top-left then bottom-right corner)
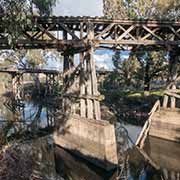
0 0 57 47
103 0 180 20
112 51 141 89
32 0 57 16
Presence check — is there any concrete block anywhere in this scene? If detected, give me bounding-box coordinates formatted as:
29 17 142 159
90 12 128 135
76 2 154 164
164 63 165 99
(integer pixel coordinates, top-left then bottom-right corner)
53 115 118 170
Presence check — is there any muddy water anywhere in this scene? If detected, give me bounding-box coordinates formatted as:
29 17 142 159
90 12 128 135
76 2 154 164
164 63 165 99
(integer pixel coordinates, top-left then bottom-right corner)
0 97 179 180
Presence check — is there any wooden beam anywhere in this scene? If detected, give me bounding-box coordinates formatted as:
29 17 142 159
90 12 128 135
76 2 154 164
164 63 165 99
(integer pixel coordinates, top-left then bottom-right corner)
142 25 163 41
80 22 86 118
89 47 101 120
141 28 159 40
95 23 115 38
168 26 180 39
117 25 135 41
118 25 136 40
86 53 94 119
59 23 80 40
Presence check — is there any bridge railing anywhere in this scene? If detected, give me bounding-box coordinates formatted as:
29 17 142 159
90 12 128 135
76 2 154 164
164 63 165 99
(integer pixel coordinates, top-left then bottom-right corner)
136 100 161 148
163 77 180 109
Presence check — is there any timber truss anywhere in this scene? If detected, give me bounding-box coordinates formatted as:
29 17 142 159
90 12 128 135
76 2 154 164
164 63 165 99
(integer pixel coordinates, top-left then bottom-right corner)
1 16 180 51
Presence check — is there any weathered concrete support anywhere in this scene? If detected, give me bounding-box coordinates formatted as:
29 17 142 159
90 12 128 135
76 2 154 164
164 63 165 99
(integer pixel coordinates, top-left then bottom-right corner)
54 115 118 170
148 82 180 142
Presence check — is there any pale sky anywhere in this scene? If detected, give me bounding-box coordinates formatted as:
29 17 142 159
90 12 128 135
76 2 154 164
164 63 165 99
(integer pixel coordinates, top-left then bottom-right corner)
53 0 103 16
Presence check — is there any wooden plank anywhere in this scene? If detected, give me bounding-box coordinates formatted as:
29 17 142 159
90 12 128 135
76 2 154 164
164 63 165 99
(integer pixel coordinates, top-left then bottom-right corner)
36 24 57 40
118 25 136 40
59 22 80 40
80 53 86 118
95 23 115 38
167 89 180 93
117 25 135 40
142 25 163 41
89 47 101 120
88 22 101 120
141 28 159 40
80 23 86 118
168 25 180 39
136 100 160 148
163 95 169 108
86 22 95 119
171 84 176 109
136 147 160 170
86 53 93 119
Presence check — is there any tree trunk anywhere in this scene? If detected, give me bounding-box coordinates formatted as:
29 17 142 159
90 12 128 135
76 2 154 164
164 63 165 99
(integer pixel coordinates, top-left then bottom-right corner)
144 60 151 91
169 50 178 82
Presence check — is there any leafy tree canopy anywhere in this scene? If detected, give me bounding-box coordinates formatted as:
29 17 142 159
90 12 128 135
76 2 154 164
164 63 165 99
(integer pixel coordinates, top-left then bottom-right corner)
103 0 180 20
0 0 57 47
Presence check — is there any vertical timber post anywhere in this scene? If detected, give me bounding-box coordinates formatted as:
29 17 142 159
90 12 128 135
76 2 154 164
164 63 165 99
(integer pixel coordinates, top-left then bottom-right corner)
87 21 101 120
12 73 17 97
170 84 176 108
163 94 169 108
62 30 76 114
90 46 101 120
80 22 86 118
12 73 23 100
86 22 94 119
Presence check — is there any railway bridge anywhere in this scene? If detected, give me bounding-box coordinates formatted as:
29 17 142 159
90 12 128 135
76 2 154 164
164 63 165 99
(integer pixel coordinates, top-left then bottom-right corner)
0 16 180 170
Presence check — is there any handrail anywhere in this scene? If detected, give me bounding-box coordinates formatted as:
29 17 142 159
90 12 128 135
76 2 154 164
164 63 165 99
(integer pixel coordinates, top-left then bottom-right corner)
136 100 161 148
164 91 180 99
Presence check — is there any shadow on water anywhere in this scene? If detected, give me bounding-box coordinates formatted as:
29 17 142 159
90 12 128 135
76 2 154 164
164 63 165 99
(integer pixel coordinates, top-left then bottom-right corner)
55 146 117 180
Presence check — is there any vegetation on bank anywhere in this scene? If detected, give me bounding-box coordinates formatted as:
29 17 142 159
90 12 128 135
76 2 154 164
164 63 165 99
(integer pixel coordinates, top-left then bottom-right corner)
101 89 163 126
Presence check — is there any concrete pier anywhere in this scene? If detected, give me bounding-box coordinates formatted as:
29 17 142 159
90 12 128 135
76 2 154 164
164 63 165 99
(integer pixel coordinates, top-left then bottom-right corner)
53 115 118 170
149 108 180 142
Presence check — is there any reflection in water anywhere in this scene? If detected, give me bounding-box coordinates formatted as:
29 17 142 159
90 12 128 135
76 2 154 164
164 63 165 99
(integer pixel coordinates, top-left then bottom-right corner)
0 97 56 145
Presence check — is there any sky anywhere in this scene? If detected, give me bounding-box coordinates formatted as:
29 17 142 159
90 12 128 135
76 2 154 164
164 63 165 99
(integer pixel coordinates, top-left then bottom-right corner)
53 0 103 16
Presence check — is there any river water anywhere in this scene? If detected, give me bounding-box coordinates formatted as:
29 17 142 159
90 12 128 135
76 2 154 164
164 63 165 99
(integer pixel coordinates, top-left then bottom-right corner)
0 97 179 180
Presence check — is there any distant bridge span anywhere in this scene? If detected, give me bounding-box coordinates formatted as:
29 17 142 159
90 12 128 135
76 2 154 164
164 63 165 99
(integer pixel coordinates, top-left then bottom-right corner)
0 67 60 75
0 16 180 51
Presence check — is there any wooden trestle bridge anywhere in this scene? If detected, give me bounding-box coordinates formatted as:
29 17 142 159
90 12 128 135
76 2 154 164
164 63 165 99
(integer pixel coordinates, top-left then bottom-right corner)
1 16 180 50
0 67 61 98
0 16 180 170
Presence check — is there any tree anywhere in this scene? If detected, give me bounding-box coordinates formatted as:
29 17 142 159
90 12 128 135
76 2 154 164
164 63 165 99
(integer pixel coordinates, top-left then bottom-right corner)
32 0 57 16
110 50 168 91
135 51 168 91
103 0 180 20
112 50 141 89
0 0 57 47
